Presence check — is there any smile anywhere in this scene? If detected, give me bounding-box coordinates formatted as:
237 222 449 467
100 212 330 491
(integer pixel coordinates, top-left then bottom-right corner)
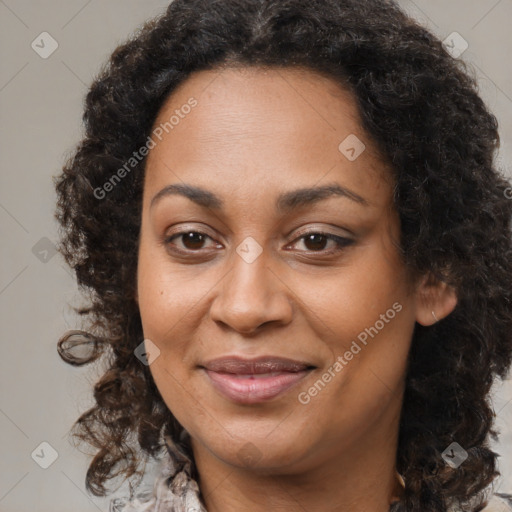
203 368 314 404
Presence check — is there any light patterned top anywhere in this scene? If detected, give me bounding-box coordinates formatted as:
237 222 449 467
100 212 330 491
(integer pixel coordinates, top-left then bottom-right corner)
109 444 512 512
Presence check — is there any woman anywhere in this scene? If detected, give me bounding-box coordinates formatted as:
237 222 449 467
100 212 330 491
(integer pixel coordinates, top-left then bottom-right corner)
54 0 512 511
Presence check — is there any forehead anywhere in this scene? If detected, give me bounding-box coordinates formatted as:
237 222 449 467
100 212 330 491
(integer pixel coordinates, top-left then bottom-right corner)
144 65 393 206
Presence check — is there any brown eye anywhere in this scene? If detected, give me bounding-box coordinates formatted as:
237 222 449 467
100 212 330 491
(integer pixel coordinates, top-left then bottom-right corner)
163 228 353 258
291 231 354 254
180 232 207 250
165 231 217 252
303 233 329 251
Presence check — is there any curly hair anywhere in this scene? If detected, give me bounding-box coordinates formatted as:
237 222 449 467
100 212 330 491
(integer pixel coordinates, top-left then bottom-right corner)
54 0 512 510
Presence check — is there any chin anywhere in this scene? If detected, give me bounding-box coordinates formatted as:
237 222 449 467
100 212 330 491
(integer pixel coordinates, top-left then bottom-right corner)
193 427 313 473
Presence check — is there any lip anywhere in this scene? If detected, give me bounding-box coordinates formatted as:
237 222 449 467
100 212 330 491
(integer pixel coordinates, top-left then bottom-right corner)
200 356 316 404
202 355 314 374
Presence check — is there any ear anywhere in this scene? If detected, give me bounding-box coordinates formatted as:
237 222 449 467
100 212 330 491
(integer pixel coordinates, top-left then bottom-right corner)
414 272 458 326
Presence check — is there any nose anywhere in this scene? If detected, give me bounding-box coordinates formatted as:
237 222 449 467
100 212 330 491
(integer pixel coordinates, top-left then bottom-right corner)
209 246 293 334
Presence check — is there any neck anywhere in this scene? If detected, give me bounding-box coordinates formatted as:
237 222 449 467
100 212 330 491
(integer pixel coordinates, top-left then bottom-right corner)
190 394 404 512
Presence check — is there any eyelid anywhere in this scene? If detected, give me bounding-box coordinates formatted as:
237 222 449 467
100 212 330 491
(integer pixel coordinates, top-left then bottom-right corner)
286 229 354 254
162 223 354 257
163 223 352 243
164 223 218 240
290 223 354 240
162 225 221 250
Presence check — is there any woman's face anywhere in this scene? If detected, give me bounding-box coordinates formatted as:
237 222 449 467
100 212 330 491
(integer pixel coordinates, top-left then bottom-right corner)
137 66 447 475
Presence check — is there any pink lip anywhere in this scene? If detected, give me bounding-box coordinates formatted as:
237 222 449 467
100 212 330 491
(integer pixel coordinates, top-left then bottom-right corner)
203 369 313 404
200 356 315 404
202 356 313 374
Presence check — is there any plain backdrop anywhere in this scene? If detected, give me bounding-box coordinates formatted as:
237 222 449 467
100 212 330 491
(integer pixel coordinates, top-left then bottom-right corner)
1 1 511 511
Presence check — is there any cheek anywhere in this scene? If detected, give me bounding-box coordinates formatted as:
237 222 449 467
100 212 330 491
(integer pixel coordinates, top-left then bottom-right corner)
137 241 203 341
136 259 199 427
292 277 413 453
297 251 410 348
136 247 191 397
136 241 216 415
292 233 415 408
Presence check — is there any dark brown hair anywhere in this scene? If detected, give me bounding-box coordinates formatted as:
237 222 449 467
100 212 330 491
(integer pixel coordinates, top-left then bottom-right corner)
54 1 512 510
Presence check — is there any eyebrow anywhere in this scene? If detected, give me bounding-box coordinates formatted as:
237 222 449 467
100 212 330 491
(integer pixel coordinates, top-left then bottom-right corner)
149 182 369 212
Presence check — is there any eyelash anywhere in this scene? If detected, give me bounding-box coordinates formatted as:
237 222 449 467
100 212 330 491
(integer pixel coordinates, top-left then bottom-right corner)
163 229 354 257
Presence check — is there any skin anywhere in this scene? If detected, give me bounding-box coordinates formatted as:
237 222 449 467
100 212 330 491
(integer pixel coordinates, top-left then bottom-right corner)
136 65 457 512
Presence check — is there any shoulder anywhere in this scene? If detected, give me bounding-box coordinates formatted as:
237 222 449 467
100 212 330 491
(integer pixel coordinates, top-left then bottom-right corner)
108 462 206 512
109 486 512 512
479 494 512 512
109 491 156 512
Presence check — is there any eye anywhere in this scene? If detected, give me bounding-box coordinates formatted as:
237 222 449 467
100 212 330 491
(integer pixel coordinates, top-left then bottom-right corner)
164 230 219 253
289 231 354 254
163 228 354 257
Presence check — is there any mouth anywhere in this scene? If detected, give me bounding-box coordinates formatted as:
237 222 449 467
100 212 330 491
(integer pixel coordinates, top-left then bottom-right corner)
199 356 316 404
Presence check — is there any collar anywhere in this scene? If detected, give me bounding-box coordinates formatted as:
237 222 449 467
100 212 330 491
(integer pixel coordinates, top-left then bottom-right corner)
109 437 512 512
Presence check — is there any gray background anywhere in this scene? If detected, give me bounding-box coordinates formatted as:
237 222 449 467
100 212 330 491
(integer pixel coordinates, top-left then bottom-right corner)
1 1 511 511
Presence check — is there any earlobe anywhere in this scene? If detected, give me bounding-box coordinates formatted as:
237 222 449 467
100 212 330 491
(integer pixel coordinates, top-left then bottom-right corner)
414 273 458 326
